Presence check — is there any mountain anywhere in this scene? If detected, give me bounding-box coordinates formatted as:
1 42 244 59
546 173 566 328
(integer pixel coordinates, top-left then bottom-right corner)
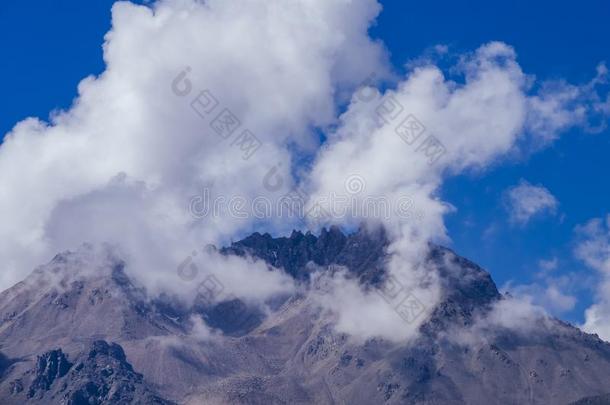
6 340 174 404
0 228 609 404
572 394 610 405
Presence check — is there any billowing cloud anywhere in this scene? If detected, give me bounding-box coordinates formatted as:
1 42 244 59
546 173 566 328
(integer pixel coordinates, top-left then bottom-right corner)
504 179 558 225
310 267 436 344
0 0 389 294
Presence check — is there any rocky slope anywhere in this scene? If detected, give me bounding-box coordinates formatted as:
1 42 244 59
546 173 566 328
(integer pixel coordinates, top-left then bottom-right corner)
0 228 609 404
2 340 174 404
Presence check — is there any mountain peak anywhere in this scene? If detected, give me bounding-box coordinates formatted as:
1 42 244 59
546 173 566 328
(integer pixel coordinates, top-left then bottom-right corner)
225 227 500 315
1 230 610 404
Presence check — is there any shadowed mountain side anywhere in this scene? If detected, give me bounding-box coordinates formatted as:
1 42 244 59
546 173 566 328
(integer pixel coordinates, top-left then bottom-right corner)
572 394 610 405
0 340 174 404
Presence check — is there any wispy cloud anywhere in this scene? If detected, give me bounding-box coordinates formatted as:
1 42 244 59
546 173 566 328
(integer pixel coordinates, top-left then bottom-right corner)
575 215 610 340
504 179 558 225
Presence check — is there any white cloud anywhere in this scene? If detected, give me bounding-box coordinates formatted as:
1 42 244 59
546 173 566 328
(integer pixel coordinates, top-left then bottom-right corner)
538 257 558 272
0 0 388 294
448 295 555 347
499 255 581 318
575 215 610 341
527 62 610 142
502 280 576 316
310 267 438 344
504 179 558 225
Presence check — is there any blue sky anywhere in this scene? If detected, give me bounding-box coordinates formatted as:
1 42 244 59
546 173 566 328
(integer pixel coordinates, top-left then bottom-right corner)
1 0 609 324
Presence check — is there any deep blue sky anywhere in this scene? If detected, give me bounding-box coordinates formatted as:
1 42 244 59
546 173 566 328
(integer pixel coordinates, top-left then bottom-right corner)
1 0 609 323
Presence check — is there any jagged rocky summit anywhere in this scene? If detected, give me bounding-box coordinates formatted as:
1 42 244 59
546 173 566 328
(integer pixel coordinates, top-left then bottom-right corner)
0 227 609 404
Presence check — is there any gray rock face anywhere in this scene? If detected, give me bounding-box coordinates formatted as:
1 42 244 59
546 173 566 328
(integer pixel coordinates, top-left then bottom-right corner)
0 228 609 404
222 225 386 284
28 349 72 398
5 340 174 404
572 394 610 405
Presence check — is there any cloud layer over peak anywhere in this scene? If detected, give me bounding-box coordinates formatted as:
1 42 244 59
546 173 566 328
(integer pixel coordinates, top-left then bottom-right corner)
0 0 388 292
